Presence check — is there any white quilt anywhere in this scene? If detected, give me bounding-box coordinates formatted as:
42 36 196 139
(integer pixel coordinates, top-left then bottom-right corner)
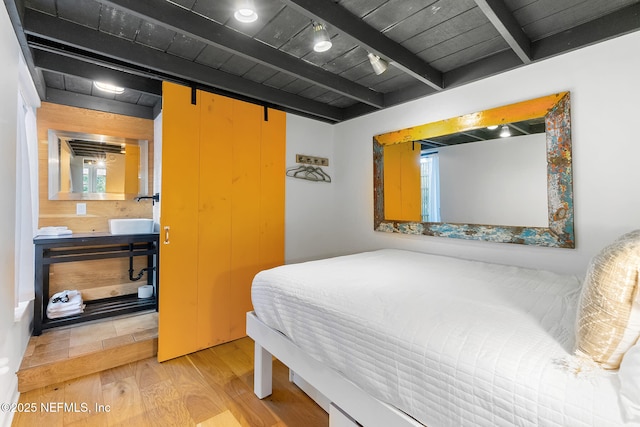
251 249 635 427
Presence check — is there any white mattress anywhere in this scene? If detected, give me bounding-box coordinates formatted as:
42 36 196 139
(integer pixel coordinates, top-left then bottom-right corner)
251 249 635 427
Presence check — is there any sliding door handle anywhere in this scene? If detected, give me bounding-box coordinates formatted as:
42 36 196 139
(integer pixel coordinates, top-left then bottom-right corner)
163 226 170 245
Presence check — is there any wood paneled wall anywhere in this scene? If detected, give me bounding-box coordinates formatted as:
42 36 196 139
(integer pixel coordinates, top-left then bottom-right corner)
37 103 155 299
37 103 155 231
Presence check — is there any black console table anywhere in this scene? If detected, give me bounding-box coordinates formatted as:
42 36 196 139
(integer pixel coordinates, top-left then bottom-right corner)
33 232 159 336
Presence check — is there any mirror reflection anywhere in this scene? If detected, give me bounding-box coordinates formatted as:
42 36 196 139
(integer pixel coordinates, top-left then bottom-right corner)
373 92 574 248
384 120 548 227
48 130 149 200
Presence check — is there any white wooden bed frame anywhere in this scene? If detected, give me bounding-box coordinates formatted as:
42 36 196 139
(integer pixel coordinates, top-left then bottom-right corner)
246 311 424 427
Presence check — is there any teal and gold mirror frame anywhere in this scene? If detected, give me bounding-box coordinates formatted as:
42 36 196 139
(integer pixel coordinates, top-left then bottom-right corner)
373 92 574 248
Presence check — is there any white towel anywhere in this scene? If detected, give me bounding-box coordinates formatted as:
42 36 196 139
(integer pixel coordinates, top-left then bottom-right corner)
38 226 73 236
47 290 85 319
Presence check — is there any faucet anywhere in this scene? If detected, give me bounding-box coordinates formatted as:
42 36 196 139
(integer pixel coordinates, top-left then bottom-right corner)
134 193 160 205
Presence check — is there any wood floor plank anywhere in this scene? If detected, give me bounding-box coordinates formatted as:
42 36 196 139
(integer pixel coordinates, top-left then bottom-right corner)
161 356 227 424
189 348 236 385
14 383 65 427
99 362 136 386
133 356 171 391
140 379 194 426
233 335 257 359
224 375 279 427
62 373 104 425
138 378 180 406
188 349 279 427
64 411 109 426
14 337 328 427
196 409 243 426
101 376 146 425
265 361 328 427
207 338 326 426
18 338 157 392
208 339 254 380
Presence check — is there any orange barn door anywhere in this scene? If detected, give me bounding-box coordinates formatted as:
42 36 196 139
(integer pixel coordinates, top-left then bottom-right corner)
158 82 201 361
384 142 421 221
159 82 285 361
195 91 234 349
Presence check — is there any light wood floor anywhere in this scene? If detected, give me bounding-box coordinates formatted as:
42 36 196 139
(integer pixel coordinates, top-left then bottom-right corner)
21 312 158 368
12 336 328 427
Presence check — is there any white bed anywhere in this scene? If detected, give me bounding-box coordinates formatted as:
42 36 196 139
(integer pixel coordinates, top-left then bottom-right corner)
248 249 638 426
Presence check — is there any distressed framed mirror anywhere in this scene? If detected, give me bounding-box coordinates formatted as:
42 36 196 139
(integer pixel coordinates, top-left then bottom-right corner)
373 92 574 248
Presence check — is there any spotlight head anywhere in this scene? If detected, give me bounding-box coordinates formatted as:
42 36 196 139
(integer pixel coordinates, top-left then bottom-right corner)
313 22 332 52
367 53 388 75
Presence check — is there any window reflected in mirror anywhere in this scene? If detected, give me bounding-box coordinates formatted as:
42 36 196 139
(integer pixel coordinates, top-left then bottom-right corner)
48 130 149 200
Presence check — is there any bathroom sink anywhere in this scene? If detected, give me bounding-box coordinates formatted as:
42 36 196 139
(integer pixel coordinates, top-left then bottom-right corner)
109 218 155 235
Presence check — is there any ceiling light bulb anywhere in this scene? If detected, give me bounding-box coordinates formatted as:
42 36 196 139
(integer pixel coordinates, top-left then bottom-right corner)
487 125 498 130
234 0 258 23
367 52 388 75
94 81 125 94
312 22 332 52
499 125 511 137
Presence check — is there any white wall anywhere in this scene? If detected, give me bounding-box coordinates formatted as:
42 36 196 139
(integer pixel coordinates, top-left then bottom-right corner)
329 31 640 276
285 114 337 263
0 4 29 427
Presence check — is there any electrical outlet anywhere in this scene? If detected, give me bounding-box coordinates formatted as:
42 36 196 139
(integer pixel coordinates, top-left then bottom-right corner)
76 203 87 216
296 154 329 166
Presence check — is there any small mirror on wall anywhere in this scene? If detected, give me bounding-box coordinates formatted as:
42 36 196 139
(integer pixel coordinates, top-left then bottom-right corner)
48 130 149 200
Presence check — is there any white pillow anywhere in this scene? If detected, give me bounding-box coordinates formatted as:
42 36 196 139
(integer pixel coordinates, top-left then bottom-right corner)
575 229 640 369
620 340 640 422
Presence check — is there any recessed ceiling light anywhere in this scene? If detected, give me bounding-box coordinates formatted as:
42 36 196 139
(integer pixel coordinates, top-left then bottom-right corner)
487 125 499 130
94 81 125 94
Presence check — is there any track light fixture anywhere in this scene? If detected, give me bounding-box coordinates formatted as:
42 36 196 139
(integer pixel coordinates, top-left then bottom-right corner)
367 52 388 75
499 125 511 138
312 22 332 52
234 0 258 23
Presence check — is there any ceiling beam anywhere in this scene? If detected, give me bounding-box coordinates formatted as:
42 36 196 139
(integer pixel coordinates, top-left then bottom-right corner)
98 0 383 109
279 0 443 90
444 49 522 88
507 123 530 135
473 0 531 64
379 3 640 117
32 48 163 96
3 0 46 98
45 88 155 119
446 1 640 89
23 9 344 122
532 2 640 60
343 81 439 121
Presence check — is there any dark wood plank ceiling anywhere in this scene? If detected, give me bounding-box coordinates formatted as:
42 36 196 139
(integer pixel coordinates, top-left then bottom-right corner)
5 0 640 123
